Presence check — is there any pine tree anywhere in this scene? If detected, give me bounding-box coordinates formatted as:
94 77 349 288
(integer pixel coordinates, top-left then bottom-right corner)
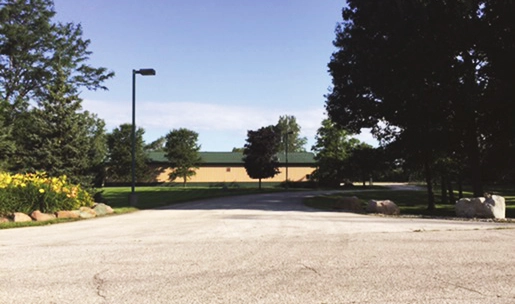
12 69 107 185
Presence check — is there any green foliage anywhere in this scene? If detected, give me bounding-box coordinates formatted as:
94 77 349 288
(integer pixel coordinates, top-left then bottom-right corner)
0 172 94 216
107 124 149 183
145 136 166 152
311 119 360 186
0 113 14 171
326 0 515 202
0 0 113 184
11 69 107 186
275 115 307 152
165 128 202 186
243 125 281 189
344 144 388 185
0 0 114 113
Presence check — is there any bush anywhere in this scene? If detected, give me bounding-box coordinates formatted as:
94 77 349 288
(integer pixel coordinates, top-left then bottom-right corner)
0 172 94 216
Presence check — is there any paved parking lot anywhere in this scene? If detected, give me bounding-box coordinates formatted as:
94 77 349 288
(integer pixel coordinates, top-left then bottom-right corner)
1 191 514 303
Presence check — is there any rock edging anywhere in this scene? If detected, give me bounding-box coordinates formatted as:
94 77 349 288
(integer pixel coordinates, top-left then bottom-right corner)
1 203 114 223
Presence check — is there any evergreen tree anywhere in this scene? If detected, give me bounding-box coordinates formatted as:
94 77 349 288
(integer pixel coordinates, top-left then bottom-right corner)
0 111 14 170
106 124 149 183
243 126 281 189
164 128 202 187
12 69 107 186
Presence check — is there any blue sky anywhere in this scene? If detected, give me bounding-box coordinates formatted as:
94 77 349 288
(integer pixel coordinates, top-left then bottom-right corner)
52 0 376 151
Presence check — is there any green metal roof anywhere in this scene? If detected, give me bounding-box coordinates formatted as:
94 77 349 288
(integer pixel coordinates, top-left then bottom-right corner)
147 151 316 165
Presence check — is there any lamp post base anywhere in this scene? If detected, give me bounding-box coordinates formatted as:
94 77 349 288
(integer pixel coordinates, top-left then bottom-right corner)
128 193 138 207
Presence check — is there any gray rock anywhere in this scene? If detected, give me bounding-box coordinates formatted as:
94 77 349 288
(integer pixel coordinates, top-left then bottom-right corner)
93 203 114 216
456 195 505 219
366 200 400 215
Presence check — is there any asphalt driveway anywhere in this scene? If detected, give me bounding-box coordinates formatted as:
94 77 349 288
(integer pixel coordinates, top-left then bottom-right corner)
1 190 514 303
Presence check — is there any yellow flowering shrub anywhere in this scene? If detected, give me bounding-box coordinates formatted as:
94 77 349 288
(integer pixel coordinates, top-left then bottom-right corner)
0 172 94 216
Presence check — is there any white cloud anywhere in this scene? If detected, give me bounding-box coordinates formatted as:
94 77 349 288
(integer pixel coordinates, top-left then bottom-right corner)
83 99 325 135
82 99 378 150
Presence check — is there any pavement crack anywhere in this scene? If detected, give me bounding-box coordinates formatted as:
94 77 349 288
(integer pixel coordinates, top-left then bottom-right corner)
300 263 321 276
434 277 485 296
93 270 108 302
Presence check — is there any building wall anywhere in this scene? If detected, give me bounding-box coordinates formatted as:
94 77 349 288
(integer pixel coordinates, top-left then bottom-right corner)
153 165 315 183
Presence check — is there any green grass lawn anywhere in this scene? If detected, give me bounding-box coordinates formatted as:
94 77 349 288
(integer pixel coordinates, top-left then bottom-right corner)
304 186 515 218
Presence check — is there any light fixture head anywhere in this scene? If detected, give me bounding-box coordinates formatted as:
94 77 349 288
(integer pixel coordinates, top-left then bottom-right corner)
135 68 156 76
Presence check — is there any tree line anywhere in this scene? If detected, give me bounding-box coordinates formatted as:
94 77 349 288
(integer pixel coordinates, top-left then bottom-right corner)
8 0 500 195
326 0 515 209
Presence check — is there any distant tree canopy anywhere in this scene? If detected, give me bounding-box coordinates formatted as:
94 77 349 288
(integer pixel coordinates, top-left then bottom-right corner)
145 136 166 152
326 0 515 209
311 119 360 187
165 128 202 187
275 115 307 153
243 125 281 189
0 0 114 186
106 124 149 183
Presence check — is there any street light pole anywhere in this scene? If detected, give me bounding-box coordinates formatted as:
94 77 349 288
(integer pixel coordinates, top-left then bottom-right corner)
285 130 293 189
130 68 156 206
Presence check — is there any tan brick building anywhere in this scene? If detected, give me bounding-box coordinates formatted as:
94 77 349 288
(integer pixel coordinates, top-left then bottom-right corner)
147 151 316 184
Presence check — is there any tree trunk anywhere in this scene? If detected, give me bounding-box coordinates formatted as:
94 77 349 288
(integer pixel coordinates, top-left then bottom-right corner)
424 160 435 210
468 143 483 197
465 127 483 197
258 178 262 190
183 175 187 188
458 174 463 199
447 177 455 203
440 174 448 204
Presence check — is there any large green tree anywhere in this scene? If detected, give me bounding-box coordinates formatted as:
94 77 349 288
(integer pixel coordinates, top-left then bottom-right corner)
311 119 359 187
275 115 307 153
11 68 107 186
326 0 515 205
0 0 113 113
243 125 281 189
106 124 149 183
0 0 113 179
164 128 202 187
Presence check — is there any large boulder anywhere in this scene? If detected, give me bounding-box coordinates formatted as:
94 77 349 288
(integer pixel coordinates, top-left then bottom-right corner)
12 212 32 222
0 217 10 223
93 203 114 216
333 196 363 212
366 200 400 215
456 195 505 219
30 210 56 222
